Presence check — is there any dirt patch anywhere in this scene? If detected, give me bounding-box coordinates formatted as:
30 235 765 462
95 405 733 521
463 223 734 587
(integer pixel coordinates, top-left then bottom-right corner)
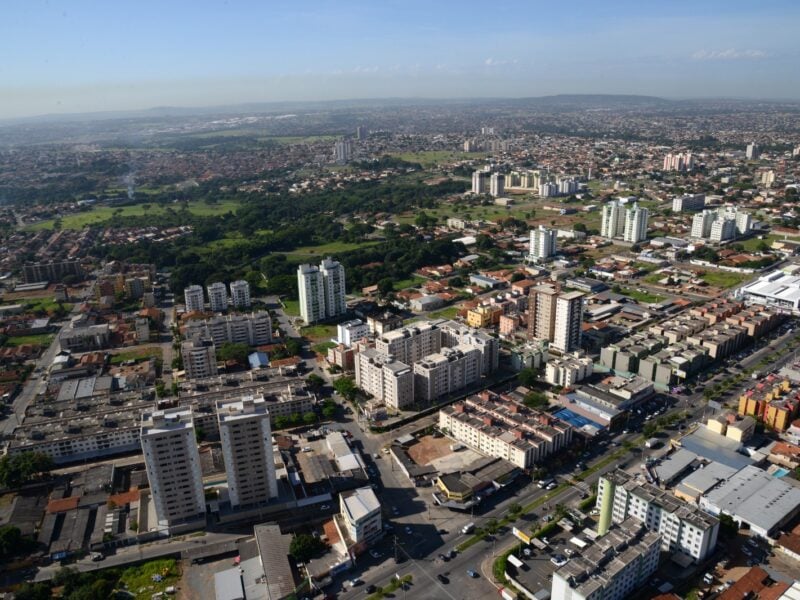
406 435 453 465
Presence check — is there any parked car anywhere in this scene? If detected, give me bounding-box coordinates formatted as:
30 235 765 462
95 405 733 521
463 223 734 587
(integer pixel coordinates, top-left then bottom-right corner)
467 569 479 578
365 584 377 594
437 574 449 584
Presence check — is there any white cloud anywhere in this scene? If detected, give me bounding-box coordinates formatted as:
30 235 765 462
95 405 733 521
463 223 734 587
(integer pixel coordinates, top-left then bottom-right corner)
484 57 518 67
691 48 768 61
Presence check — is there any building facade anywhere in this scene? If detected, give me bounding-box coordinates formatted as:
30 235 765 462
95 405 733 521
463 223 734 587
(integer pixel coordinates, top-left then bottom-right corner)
354 348 414 410
552 291 584 354
207 282 228 312
413 345 481 403
623 203 649 243
297 258 347 324
229 280 251 308
184 285 205 312
181 338 218 379
529 226 558 262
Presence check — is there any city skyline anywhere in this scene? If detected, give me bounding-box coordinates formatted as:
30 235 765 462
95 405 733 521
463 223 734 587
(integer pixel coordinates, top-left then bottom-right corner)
2 0 799 119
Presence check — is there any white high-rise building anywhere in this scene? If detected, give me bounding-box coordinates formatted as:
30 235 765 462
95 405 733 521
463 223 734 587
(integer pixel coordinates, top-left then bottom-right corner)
181 338 218 379
557 177 579 196
376 321 442 365
539 182 559 198
229 280 251 308
298 264 326 324
471 171 489 194
710 218 736 243
337 319 369 346
761 170 776 188
207 282 228 312
734 210 752 235
320 257 347 320
623 203 649 243
552 291 584 354
413 345 481 403
746 142 760 160
601 200 626 239
141 407 205 527
334 139 352 163
663 152 695 172
184 285 205 312
354 348 414 410
672 193 706 212
691 210 716 239
529 226 557 262
185 312 272 347
489 172 505 197
217 395 278 508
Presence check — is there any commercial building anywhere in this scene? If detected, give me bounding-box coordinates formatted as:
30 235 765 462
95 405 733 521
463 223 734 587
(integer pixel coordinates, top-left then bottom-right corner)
297 258 347 324
22 260 84 284
217 395 278 508
552 291 584 354
229 280 251 308
140 408 205 528
545 354 594 387
207 282 228 312
336 486 382 557
738 270 800 313
337 319 369 346
184 285 205 312
185 312 272 347
529 226 558 262
597 469 719 562
548 518 660 600
623 203 649 243
439 391 573 469
672 193 706 212
354 348 414 410
413 345 482 402
181 338 219 379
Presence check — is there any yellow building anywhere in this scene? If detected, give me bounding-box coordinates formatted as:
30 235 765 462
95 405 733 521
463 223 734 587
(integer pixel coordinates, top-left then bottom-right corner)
466 305 503 328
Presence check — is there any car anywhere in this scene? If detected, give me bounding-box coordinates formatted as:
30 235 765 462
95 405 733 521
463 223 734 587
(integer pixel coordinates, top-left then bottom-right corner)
365 585 377 594
90 552 104 562
564 548 576 557
438 553 447 561
349 578 363 587
546 482 557 490
467 569 479 578
437 574 449 584
404 526 413 534
320 504 330 510
523 548 533 557
541 537 550 545
742 547 752 557
448 549 457 559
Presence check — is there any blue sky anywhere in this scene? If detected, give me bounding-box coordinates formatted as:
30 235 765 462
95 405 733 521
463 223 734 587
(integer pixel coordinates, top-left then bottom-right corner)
1 0 798 118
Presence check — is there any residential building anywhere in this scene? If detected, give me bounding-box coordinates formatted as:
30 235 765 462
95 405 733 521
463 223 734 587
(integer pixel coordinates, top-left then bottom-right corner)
337 319 369 346
471 170 489 194
333 138 352 163
691 210 717 239
413 345 482 403
539 181 559 197
439 320 499 375
366 312 403 336
217 395 278 508
184 285 205 312
601 200 627 239
354 348 414 410
22 260 84 284
746 142 760 160
545 354 593 387
439 392 573 469
527 284 559 342
185 312 272 347
207 281 228 312
548 519 660 600
552 291 584 354
490 172 505 197
597 469 719 562
529 226 557 262
710 218 736 243
376 321 442 366
181 338 218 379
140 408 205 527
672 193 706 212
663 152 695 172
338 486 382 550
356 126 367 140
229 280 251 308
297 263 325 324
321 257 347 319
623 203 649 243
58 323 110 352
134 317 150 343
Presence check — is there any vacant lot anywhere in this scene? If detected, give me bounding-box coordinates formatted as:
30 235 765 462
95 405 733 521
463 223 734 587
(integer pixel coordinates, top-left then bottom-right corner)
701 270 752 289
280 240 380 258
406 435 455 465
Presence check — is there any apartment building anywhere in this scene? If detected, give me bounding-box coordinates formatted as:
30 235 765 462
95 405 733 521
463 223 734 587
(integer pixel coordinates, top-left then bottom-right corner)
337 319 369 346
376 321 442 365
354 348 414 410
549 518 661 600
207 282 228 312
338 486 382 547
672 193 706 212
529 226 558 262
545 354 594 387
229 280 251 308
184 285 205 312
490 172 505 197
413 345 481 403
181 338 219 379
185 312 272 347
439 392 573 469
623 203 649 243
297 258 347 324
552 291 584 354
140 408 205 527
472 170 489 194
597 469 719 562
528 284 559 342
22 260 84 284
439 320 499 375
217 395 278 508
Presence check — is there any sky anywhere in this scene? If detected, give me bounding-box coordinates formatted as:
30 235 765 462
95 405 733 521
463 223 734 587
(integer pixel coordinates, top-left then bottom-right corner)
1 0 799 119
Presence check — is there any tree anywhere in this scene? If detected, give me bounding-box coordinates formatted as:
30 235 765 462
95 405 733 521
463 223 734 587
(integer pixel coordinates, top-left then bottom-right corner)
306 373 325 393
11 583 51 600
322 402 337 420
0 524 23 562
518 368 537 388
289 533 326 563
523 391 548 409
377 277 394 297
642 423 658 438
510 272 525 283
756 241 771 253
508 502 522 516
573 222 587 232
274 415 290 430
0 452 54 489
475 234 494 251
217 342 250 364
303 412 317 425
486 518 499 534
334 376 358 402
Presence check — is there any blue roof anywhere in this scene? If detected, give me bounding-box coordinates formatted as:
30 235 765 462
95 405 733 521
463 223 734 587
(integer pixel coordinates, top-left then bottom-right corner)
248 351 268 368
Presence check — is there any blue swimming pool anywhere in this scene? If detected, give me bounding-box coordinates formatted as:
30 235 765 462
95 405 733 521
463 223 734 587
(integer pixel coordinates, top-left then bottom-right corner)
553 408 606 431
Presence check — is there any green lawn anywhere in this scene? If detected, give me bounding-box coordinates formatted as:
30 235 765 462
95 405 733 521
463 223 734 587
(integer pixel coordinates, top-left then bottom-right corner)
393 276 426 291
620 287 665 304
390 150 488 167
429 306 460 319
282 299 300 316
280 240 380 258
26 199 240 230
3 334 54 347
118 558 180 599
701 271 751 289
739 234 780 252
110 347 163 365
312 341 338 354
300 324 337 341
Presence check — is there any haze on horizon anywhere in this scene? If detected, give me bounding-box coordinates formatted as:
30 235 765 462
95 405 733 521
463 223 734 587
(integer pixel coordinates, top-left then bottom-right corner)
2 0 799 120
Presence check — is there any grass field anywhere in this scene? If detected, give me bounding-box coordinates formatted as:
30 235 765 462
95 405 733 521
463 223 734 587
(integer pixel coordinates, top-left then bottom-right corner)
300 324 336 341
3 334 54 347
620 287 665 304
110 346 163 365
1 298 73 316
701 271 751 289
393 276 426 291
118 558 180 599
280 240 380 258
390 150 488 167
739 234 780 252
282 299 300 316
428 306 460 319
312 341 337 354
26 199 240 230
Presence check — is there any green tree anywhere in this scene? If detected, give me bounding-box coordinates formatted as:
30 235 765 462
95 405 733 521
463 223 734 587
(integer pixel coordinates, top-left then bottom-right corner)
12 582 51 600
486 518 499 534
0 524 23 562
518 368 537 388
303 412 317 425
306 373 325 393
377 277 394 297
289 533 326 562
642 423 658 438
0 452 54 489
274 415 289 430
333 376 358 402
523 391 548 409
217 342 250 364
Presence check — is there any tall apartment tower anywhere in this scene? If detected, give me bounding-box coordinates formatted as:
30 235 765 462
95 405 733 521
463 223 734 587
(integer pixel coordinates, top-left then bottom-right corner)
184 285 205 312
321 257 347 319
529 226 557 262
527 284 559 342
471 170 489 194
229 280 251 308
181 338 218 379
691 210 716 238
207 282 228 312
552 291 584 354
623 203 649 243
601 200 626 239
746 142 760 160
297 258 347 324
140 408 205 527
356 126 367 140
489 172 505 197
334 139 352 163
217 395 278 507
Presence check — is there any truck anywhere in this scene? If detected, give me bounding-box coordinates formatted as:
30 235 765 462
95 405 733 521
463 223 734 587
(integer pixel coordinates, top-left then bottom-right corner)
645 438 661 449
462 522 475 535
507 554 524 568
450 443 465 452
